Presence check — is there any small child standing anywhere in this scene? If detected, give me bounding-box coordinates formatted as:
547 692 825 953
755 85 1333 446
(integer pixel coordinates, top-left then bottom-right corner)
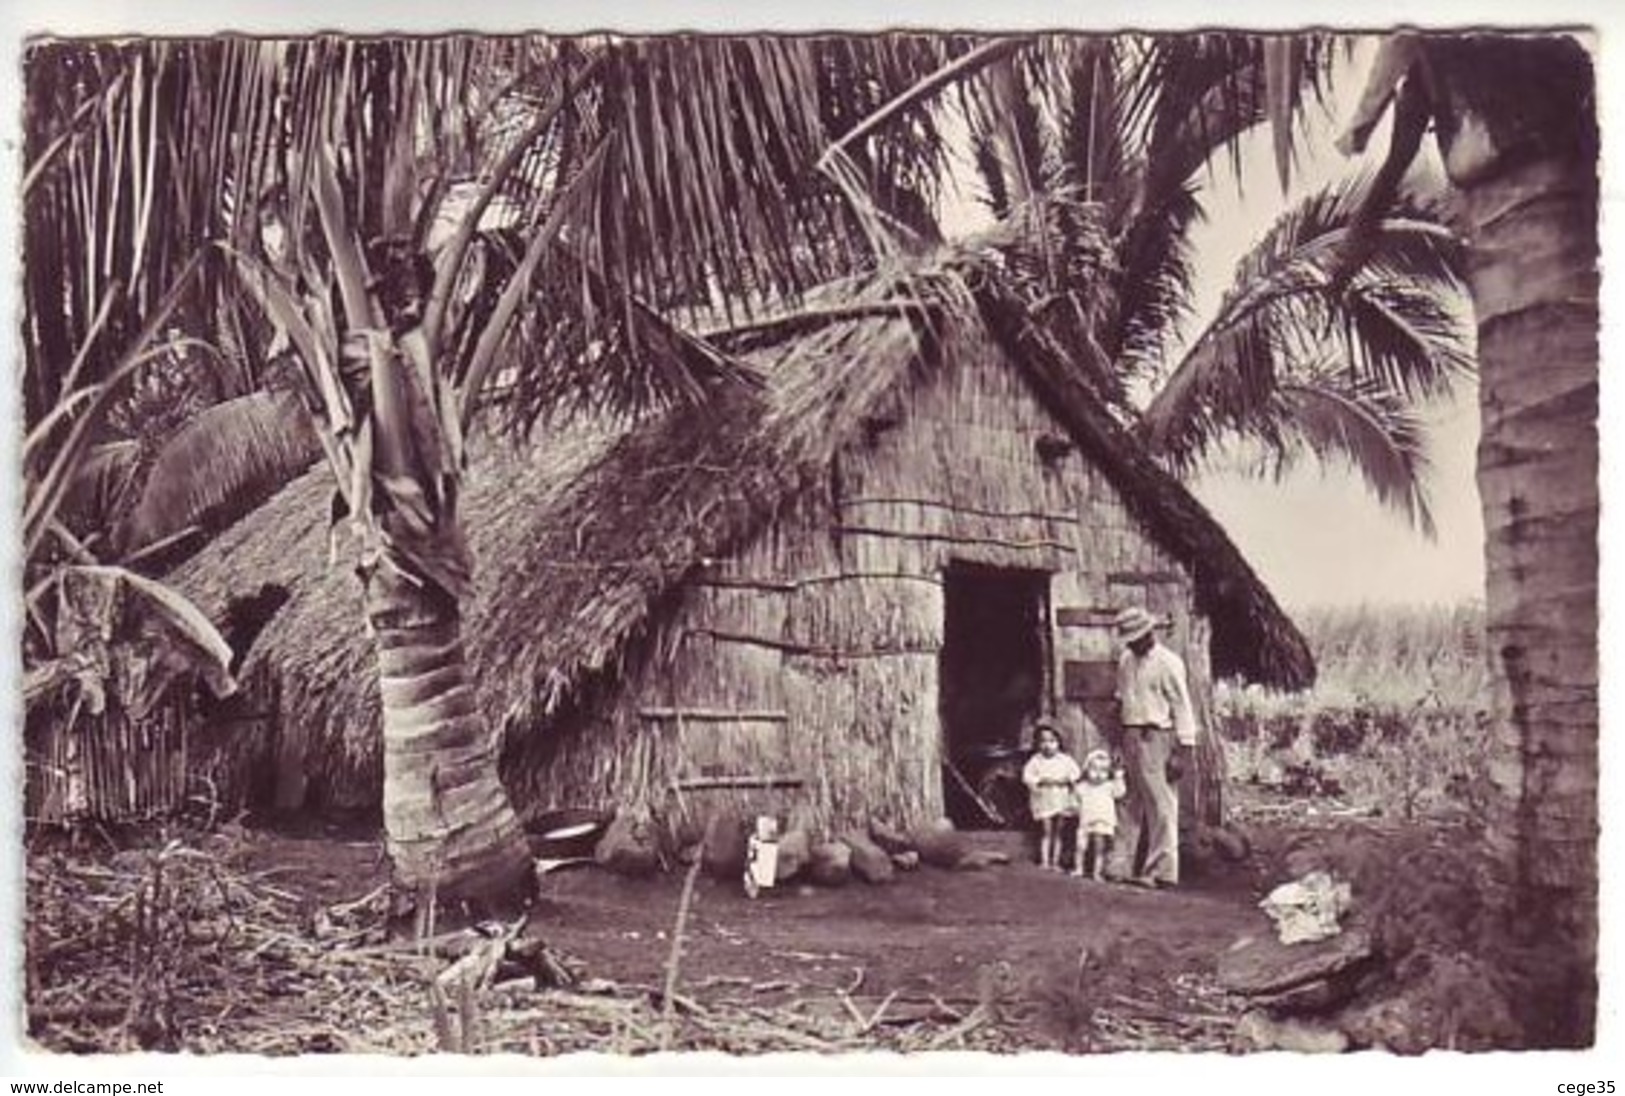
1022 721 1082 870
1071 749 1128 880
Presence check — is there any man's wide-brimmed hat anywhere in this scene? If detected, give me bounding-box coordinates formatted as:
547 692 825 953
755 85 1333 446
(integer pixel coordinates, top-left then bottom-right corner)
1114 606 1157 644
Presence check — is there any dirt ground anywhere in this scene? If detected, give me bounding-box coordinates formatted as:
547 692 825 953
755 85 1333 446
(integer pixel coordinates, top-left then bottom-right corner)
27 803 1329 1055
533 849 1261 999
240 815 1271 990
227 815 1279 1048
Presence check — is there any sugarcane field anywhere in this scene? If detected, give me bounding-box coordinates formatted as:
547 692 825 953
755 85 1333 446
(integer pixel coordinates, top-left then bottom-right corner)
10 18 1603 1076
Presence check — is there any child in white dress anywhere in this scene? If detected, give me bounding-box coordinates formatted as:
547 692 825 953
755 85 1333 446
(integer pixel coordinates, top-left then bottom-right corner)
1022 721 1082 870
1072 749 1128 880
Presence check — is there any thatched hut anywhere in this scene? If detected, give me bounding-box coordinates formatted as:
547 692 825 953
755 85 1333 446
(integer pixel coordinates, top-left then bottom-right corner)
170 276 1313 837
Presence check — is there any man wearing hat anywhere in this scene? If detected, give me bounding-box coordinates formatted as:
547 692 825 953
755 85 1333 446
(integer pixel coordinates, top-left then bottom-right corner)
1108 605 1198 888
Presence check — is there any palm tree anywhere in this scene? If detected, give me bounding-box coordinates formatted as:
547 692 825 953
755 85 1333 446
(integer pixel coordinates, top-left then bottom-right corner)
24 34 988 904
1141 174 1470 535
1335 33 1598 1047
956 43 1472 531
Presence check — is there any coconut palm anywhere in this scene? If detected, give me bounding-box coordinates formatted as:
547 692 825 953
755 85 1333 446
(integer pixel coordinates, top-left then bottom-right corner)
1334 33 1598 1047
955 43 1471 533
23 34 998 903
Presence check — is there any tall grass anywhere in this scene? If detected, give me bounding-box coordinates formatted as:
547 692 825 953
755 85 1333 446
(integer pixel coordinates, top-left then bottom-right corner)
1293 602 1489 707
1217 602 1492 821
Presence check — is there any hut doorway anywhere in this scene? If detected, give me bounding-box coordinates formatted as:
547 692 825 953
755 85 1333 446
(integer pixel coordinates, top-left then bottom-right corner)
940 563 1051 829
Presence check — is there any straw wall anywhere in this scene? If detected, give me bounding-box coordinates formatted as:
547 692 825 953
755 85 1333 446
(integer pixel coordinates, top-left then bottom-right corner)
518 327 1215 836
25 701 192 825
24 667 278 826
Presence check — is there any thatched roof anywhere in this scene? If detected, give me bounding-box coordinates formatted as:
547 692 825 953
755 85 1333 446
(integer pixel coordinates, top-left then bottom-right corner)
171 271 1312 793
968 276 1315 691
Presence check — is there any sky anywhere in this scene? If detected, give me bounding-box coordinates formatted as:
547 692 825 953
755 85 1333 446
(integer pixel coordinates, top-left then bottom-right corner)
1192 393 1483 610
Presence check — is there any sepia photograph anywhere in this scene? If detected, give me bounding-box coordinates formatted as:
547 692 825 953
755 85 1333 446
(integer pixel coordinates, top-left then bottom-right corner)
3 2 1607 1076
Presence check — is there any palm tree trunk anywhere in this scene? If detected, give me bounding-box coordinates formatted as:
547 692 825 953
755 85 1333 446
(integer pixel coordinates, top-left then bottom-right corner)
1459 154 1598 1043
366 563 532 904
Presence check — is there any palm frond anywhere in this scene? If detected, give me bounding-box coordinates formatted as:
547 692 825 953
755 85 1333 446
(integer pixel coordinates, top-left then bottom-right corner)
56 440 143 550
474 35 997 421
971 129 1013 217
1110 177 1203 372
592 36 955 314
117 389 322 557
23 252 208 563
1141 313 1287 468
1230 170 1462 292
23 43 194 425
1055 39 1131 212
1416 35 1597 178
1338 278 1474 398
479 239 765 432
1263 37 1307 191
1268 377 1437 538
1106 34 1341 366
1143 170 1471 470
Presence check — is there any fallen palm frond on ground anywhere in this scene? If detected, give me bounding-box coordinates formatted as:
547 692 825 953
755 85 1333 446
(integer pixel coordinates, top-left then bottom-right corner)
25 828 428 1054
25 828 1241 1056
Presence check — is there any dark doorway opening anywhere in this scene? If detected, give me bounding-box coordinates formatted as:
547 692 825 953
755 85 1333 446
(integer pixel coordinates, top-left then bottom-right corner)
940 563 1050 829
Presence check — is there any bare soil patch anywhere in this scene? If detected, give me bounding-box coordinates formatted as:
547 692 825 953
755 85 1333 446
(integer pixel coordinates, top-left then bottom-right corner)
23 803 1390 1056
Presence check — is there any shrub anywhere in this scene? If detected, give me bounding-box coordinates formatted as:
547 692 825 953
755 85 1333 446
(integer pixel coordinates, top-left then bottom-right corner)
1216 602 1491 821
1286 824 1553 1049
